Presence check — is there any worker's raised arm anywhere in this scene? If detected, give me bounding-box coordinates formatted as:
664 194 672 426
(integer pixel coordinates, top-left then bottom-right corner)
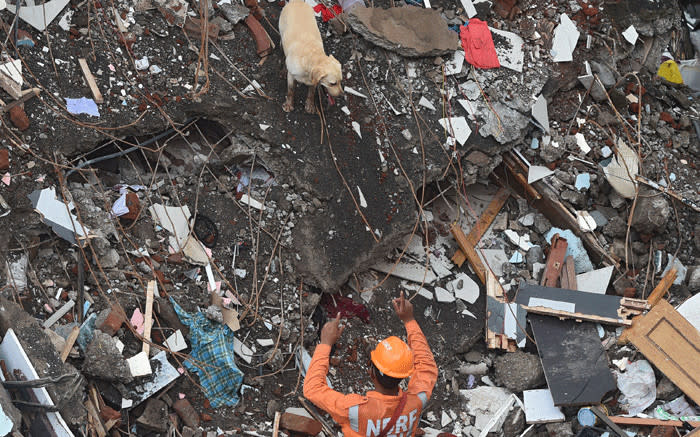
303 315 363 421
393 291 438 398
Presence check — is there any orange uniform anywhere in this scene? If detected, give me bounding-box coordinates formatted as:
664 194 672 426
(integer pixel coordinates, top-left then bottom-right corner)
304 320 438 437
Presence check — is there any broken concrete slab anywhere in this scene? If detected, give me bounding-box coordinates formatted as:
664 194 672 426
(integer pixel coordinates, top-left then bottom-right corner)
82 330 133 383
136 398 168 432
372 260 437 284
345 6 459 58
490 27 524 73
460 386 513 432
447 273 480 304
493 350 545 393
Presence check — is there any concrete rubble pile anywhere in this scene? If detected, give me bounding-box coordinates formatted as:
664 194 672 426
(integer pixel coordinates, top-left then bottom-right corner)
0 0 698 434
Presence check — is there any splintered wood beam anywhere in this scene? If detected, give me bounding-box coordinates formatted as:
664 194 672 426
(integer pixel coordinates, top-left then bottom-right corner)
78 58 104 104
451 187 510 268
646 268 677 306
142 281 155 355
60 325 81 362
451 223 486 284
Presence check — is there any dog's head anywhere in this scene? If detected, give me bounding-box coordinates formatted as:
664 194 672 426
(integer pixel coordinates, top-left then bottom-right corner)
312 55 343 97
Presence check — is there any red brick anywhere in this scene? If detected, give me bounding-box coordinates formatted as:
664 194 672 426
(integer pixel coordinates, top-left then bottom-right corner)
0 149 8 171
280 413 322 436
9 106 29 131
173 398 200 428
99 404 121 427
120 192 141 221
97 305 126 336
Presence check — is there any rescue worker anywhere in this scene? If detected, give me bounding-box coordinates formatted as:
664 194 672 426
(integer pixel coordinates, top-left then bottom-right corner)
304 291 438 437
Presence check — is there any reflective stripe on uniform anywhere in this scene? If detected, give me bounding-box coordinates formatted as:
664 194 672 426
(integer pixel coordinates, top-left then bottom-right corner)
348 405 360 432
417 392 428 408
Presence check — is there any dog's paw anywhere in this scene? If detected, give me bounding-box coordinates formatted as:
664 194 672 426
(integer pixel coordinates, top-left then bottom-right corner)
304 101 317 114
282 101 293 112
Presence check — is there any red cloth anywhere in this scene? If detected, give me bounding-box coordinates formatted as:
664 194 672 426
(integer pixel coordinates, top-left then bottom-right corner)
321 294 370 323
313 3 343 22
459 19 500 69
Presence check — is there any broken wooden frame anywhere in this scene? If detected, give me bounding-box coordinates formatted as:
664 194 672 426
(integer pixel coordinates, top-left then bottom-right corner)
515 282 649 326
618 299 700 405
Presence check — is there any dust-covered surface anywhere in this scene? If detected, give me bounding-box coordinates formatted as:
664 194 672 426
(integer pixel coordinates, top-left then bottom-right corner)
0 0 699 434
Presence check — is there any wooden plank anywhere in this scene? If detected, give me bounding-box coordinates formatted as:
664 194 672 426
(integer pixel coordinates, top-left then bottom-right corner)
520 306 633 326
515 283 631 324
60 325 80 362
529 315 616 406
647 268 677 306
85 399 107 437
540 235 567 287
78 58 104 104
272 411 281 437
452 188 511 266
142 281 156 355
561 256 577 290
608 416 700 428
451 223 486 283
298 396 336 437
624 300 700 405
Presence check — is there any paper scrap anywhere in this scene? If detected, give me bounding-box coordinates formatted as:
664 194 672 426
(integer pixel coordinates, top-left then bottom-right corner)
418 96 436 111
438 116 472 145
65 97 100 117
527 165 554 184
551 14 580 62
622 25 638 45
531 95 550 134
603 138 638 199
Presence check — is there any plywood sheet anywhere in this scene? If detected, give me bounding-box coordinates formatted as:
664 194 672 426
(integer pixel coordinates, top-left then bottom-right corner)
625 300 700 405
530 315 616 406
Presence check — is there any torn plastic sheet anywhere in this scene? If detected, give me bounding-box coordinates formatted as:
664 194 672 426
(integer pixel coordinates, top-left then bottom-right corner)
171 298 243 407
28 186 91 245
233 166 275 193
615 359 656 416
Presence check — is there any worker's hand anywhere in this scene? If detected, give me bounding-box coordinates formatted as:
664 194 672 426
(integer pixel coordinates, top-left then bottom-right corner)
320 313 345 346
392 291 415 323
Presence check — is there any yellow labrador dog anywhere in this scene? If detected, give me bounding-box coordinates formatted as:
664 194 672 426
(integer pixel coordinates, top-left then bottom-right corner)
279 0 343 113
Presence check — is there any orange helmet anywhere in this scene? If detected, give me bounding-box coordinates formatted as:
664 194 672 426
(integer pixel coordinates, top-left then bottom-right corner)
370 336 414 378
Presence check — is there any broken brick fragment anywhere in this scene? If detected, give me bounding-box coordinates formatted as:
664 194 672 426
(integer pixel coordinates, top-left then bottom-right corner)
120 192 141 221
9 106 30 131
280 412 322 436
0 149 9 171
96 304 126 336
245 16 272 58
173 398 200 428
99 404 122 427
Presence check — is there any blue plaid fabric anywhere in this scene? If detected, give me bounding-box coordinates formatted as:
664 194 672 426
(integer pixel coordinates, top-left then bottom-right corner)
171 298 244 407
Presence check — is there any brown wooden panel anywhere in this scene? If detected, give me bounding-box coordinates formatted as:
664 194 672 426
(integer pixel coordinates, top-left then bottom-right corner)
626 300 700 405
